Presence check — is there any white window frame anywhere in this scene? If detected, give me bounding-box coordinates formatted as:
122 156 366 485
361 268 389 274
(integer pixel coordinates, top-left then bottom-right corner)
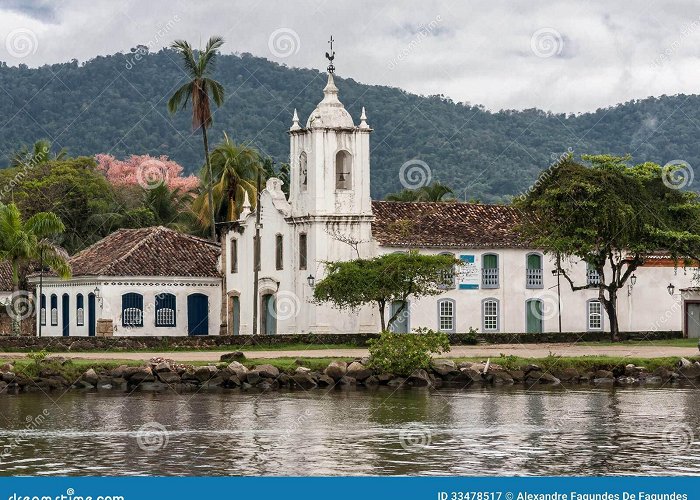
482 298 500 332
587 299 603 331
437 298 455 333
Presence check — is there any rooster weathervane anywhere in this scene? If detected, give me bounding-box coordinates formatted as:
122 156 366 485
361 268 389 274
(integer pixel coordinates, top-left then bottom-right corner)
325 35 335 74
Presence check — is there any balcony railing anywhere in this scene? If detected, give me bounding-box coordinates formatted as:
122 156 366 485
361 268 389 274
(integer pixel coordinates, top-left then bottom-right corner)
526 268 543 288
482 268 499 288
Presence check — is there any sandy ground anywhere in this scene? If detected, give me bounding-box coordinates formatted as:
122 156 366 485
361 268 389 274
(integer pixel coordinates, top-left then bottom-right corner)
0 343 697 362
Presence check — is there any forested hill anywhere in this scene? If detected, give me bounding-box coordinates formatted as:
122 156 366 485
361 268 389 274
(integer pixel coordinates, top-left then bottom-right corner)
0 48 698 201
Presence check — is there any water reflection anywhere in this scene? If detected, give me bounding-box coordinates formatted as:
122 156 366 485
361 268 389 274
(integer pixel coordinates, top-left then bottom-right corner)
0 386 699 476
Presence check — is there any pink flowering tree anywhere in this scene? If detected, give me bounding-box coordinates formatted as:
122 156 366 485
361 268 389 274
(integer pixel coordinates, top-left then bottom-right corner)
95 154 199 192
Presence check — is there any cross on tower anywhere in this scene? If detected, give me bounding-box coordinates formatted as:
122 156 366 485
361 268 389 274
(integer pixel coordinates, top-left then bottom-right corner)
325 35 335 74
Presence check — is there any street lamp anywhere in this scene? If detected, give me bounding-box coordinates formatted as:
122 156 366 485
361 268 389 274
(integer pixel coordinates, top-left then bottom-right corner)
307 275 316 287
667 283 675 296
630 274 637 286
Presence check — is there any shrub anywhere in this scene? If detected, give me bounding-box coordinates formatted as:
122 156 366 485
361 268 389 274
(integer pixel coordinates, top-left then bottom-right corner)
367 327 450 376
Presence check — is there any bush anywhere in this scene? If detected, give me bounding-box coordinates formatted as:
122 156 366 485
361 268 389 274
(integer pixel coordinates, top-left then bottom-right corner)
367 327 451 376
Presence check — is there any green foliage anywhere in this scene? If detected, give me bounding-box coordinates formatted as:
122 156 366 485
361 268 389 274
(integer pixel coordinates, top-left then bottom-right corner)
516 154 700 337
26 350 48 366
385 181 455 202
367 328 451 376
313 252 460 331
5 50 699 202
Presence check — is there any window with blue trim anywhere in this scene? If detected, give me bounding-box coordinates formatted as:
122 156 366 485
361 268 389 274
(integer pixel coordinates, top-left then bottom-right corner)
122 293 143 327
155 293 176 327
50 294 58 326
76 294 84 326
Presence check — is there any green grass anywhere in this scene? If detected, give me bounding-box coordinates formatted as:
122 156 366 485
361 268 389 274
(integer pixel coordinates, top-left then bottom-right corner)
453 354 698 372
577 338 698 348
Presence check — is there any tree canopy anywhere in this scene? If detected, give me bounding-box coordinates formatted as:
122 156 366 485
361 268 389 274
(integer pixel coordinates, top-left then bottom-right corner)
516 154 700 339
313 252 459 331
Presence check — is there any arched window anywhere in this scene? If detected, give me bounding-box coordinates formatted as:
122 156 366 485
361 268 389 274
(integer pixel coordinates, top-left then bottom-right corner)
335 150 352 190
437 298 456 333
76 294 84 326
482 298 499 332
526 298 544 333
390 300 410 333
50 294 58 326
299 152 308 191
481 253 499 289
439 252 456 289
299 233 307 270
40 294 46 326
122 292 143 327
155 293 176 327
587 299 603 331
526 252 543 288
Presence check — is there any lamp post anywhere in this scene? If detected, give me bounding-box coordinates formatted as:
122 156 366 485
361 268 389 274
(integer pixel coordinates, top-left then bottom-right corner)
307 275 315 288
667 283 675 296
38 248 43 338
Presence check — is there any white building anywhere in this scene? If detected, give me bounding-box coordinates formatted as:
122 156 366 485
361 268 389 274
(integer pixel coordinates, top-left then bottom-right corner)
223 66 700 337
28 226 222 337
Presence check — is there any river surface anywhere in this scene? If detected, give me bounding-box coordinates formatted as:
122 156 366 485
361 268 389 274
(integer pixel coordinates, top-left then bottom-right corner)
1 386 699 476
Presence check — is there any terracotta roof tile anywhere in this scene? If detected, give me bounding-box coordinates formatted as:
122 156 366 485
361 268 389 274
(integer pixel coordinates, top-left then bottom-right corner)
0 261 12 291
58 226 220 278
371 201 527 248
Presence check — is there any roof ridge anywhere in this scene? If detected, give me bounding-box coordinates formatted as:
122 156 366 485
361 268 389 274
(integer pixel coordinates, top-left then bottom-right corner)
372 200 516 209
100 227 163 275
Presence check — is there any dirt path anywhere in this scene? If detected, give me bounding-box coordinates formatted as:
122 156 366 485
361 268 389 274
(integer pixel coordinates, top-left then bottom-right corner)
0 343 696 362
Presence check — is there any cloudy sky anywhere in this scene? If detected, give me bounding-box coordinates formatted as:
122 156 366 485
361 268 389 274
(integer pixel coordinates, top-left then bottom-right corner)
1 0 699 113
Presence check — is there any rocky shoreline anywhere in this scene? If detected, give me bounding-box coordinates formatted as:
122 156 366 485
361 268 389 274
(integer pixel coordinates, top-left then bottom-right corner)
2 354 700 395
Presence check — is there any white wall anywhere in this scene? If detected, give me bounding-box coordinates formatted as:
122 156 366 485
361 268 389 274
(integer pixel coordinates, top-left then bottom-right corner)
30 276 221 337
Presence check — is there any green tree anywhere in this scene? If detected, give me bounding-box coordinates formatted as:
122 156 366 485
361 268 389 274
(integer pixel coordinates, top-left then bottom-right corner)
167 36 225 240
195 132 260 225
144 183 196 231
313 252 459 331
516 154 700 340
0 202 71 335
10 139 67 168
385 181 455 202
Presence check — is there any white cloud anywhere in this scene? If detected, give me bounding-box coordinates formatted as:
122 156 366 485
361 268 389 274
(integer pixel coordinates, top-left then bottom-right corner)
0 0 699 112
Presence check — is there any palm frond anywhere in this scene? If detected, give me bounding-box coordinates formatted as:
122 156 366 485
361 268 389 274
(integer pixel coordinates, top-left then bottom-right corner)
167 82 194 114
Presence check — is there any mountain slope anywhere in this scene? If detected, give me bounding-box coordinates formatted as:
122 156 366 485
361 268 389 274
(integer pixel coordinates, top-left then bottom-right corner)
0 49 698 201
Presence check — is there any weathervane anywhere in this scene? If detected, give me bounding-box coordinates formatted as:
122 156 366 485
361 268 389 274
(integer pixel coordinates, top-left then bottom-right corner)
325 35 335 74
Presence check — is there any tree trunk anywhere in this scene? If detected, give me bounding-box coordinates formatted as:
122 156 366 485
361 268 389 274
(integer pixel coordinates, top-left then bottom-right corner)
602 288 620 342
202 126 216 241
11 284 20 337
378 300 386 332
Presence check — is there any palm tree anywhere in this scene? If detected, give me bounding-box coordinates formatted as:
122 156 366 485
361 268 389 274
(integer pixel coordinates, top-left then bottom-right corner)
167 36 225 240
194 133 260 226
0 203 70 335
10 139 67 168
144 183 197 232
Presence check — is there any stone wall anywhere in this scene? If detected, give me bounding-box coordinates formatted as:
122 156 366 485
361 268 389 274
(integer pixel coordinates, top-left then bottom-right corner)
0 330 683 352
0 311 34 336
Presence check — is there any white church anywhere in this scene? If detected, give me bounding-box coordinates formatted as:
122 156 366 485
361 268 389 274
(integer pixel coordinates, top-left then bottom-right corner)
25 59 700 338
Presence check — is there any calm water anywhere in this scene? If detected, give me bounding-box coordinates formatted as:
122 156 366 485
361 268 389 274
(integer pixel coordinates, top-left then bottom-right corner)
1 386 699 476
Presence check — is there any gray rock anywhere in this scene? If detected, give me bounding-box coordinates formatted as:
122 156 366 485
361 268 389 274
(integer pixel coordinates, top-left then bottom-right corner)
0 381 8 392
194 365 219 382
644 375 663 384
363 375 379 386
461 367 484 383
139 381 170 391
593 377 615 385
324 360 348 380
154 361 172 373
317 374 335 387
407 369 431 387
277 373 291 386
157 371 182 384
0 363 13 372
295 366 312 375
110 365 129 378
246 371 262 385
387 377 405 387
220 351 246 362
338 375 357 386
430 359 458 376
68 340 94 351
595 370 614 379
255 364 280 379
527 371 560 384
556 368 580 382
377 373 393 383
44 355 69 365
677 359 700 379
346 361 372 381
82 368 99 386
1 372 16 383
226 361 248 379
257 380 272 391
292 373 317 390
491 371 514 385
616 376 638 385
124 366 155 383
507 370 525 382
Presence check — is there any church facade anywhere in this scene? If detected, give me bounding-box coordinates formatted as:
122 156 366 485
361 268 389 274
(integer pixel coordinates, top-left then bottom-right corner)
223 68 700 337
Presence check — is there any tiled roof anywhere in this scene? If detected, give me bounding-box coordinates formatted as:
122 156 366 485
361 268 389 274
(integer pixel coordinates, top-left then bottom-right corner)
0 261 12 291
56 226 221 278
371 201 528 248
